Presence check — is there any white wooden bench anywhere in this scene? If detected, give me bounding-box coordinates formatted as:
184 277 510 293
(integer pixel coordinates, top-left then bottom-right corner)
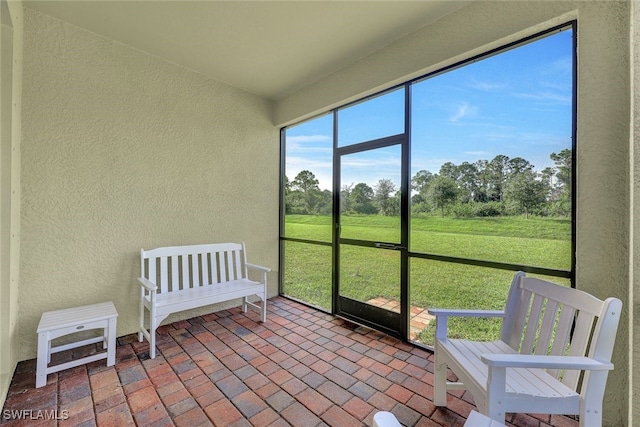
138 242 270 359
428 271 622 427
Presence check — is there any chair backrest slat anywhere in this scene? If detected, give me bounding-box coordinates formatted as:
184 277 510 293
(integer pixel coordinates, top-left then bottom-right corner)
521 293 545 354
503 273 530 349
547 305 575 378
536 299 559 356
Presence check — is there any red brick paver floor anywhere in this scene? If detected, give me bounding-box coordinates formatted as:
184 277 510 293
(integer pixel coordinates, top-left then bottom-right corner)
1 297 578 427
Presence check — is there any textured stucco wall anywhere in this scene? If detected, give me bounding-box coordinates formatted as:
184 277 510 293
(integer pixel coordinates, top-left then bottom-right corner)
571 4 630 425
14 1 635 423
275 1 632 425
0 0 22 408
632 0 639 423
19 9 278 361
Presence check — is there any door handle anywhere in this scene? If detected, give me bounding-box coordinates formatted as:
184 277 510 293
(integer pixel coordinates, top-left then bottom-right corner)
375 243 406 250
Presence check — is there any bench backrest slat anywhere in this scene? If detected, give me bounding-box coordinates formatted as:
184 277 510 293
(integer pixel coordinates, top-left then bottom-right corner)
141 243 248 293
146 255 156 290
233 249 242 280
500 273 622 394
191 254 200 287
210 253 219 284
219 251 228 282
202 253 210 286
160 256 169 294
171 255 179 292
181 255 189 290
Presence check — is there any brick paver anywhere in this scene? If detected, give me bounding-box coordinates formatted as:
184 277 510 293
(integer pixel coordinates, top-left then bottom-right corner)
0 297 579 426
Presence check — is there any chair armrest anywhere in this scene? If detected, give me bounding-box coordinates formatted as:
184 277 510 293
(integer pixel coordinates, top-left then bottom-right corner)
246 263 271 273
481 354 614 371
428 308 505 318
429 308 505 340
138 277 157 292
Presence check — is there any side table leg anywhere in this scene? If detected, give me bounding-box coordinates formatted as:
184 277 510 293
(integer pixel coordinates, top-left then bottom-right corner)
106 317 117 366
36 332 49 388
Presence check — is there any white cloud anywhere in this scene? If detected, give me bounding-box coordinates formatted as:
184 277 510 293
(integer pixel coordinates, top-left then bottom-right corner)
341 157 401 169
286 134 331 144
450 102 477 122
512 91 571 104
464 150 492 157
468 79 507 91
548 57 572 75
285 156 332 171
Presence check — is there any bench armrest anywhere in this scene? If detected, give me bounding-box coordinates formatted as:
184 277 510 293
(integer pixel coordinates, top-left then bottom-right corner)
138 277 157 293
481 354 614 371
246 263 271 273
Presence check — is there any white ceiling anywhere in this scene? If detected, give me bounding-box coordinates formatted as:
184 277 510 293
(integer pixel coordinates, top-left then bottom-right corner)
24 1 471 102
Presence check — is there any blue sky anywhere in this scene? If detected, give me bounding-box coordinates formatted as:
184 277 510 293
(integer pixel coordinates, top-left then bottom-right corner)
286 28 573 191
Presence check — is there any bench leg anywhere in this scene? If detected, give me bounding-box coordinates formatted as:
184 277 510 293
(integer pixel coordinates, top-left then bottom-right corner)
260 297 266 323
434 349 448 406
36 332 49 388
138 298 144 342
149 315 156 359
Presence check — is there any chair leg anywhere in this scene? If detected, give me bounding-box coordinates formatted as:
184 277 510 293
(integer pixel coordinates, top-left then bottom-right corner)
579 411 601 427
434 350 448 406
106 316 116 366
486 366 507 425
579 374 606 427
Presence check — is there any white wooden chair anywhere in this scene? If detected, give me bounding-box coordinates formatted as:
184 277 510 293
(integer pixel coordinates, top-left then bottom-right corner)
428 272 622 427
372 410 505 426
372 411 401 427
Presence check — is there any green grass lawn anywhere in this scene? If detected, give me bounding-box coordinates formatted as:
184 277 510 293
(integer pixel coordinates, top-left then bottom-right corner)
283 214 571 345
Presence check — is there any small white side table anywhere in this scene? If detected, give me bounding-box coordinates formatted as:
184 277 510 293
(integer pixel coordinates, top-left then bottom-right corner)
36 301 118 388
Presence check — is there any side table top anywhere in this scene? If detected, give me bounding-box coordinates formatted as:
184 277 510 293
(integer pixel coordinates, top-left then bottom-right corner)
37 301 118 332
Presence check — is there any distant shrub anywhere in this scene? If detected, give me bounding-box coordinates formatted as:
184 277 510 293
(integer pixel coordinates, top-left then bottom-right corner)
473 201 504 217
452 202 504 218
452 203 475 218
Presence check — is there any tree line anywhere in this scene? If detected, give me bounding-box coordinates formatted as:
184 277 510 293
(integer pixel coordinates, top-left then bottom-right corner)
285 149 571 218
